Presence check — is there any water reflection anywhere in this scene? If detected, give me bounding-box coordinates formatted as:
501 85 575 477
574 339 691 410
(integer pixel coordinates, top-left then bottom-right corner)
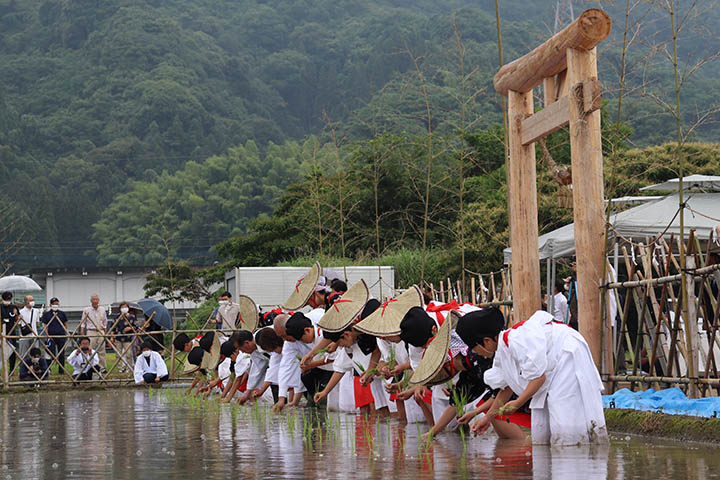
0 389 718 479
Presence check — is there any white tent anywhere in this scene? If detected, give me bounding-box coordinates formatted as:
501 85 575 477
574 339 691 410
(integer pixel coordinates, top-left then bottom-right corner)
640 174 720 192
504 193 720 263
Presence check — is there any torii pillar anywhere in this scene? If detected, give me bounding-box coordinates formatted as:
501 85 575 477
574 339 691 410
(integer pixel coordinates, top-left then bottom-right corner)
494 9 612 371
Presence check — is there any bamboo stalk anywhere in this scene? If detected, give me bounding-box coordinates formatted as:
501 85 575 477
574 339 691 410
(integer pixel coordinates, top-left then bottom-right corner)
605 263 720 289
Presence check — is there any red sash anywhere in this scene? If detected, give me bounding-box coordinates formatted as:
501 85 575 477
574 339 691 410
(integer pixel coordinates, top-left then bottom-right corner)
475 398 532 429
502 318 569 347
354 377 374 408
425 300 472 324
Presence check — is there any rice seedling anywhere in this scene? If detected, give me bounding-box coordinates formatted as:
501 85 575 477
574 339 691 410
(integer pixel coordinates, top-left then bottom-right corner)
353 361 379 377
451 387 470 450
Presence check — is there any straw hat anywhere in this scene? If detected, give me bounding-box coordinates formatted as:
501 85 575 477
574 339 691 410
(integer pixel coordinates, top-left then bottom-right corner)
237 294 259 332
182 338 202 374
353 285 423 336
200 331 222 370
283 262 322 310
409 310 460 387
317 279 370 333
183 332 221 374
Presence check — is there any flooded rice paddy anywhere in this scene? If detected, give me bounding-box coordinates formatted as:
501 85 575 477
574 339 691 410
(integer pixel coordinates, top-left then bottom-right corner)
0 388 719 479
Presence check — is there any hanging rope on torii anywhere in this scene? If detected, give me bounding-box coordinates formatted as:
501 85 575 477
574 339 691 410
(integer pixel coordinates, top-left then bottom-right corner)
495 9 611 371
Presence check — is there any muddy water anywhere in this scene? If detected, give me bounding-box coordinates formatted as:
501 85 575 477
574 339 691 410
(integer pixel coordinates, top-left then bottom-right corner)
0 389 718 479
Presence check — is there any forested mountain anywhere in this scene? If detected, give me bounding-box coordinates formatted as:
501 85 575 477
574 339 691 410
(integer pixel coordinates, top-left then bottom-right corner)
0 0 717 269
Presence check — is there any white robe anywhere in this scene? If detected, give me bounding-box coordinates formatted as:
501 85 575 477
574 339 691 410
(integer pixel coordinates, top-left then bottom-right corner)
133 351 168 384
276 308 326 399
484 310 608 445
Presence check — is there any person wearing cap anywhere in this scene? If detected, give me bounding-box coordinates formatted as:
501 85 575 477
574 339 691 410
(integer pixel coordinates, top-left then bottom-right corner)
419 309 526 440
314 294 389 415
284 312 335 404
469 309 608 445
40 297 68 373
354 286 435 425
183 331 221 395
134 340 169 385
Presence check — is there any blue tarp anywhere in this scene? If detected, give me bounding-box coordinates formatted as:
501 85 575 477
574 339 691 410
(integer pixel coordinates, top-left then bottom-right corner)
603 388 720 418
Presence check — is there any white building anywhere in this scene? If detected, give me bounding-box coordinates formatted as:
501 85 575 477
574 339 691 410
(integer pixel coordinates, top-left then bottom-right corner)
224 266 395 308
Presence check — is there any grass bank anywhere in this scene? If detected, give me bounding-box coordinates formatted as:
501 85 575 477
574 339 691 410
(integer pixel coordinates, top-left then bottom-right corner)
605 408 720 444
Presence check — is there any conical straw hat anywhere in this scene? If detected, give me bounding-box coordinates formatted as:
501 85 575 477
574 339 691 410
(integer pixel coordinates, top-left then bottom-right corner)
283 262 321 310
182 338 202 374
409 310 460 386
237 294 259 332
200 331 222 370
353 285 423 336
317 280 370 333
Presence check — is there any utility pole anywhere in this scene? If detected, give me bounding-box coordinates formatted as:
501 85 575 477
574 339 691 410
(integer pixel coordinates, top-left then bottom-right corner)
554 0 576 33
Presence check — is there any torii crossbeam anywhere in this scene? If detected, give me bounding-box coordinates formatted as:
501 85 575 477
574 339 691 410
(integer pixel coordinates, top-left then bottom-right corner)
495 9 612 371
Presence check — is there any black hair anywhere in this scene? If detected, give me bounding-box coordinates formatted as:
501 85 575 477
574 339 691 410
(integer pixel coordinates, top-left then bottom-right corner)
220 340 237 358
188 346 205 366
199 331 215 352
330 278 347 293
399 307 435 347
361 299 381 320
234 330 253 346
79 336 91 344
118 300 129 308
29 347 41 357
1 292 11 301
141 339 154 350
357 333 377 355
555 280 565 292
325 291 343 310
321 329 344 343
455 308 505 349
50 297 59 304
219 291 232 298
173 333 191 351
285 312 312 340
256 327 283 351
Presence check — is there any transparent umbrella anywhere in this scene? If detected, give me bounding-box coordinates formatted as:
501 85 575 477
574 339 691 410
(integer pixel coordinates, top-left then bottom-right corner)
0 275 42 292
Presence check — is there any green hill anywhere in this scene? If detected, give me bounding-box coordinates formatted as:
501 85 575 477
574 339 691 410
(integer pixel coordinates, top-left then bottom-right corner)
0 0 717 268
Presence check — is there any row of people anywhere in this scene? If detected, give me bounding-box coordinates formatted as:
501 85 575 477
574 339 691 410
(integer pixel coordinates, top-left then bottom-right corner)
1 293 163 376
174 262 608 446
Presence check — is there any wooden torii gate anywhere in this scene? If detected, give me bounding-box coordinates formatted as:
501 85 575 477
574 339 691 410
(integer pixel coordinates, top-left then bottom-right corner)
495 9 611 370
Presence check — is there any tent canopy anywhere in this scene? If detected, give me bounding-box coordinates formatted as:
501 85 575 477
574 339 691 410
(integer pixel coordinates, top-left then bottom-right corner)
504 193 720 263
640 174 720 192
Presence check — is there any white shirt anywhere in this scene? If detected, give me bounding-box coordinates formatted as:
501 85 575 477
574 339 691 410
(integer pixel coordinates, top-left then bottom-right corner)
235 353 252 377
18 306 40 336
217 358 233 388
247 349 270 390
67 348 99 375
553 292 569 324
133 351 168 384
265 352 281 385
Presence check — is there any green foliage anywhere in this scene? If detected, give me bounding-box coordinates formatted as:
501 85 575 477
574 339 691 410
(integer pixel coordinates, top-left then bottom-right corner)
1 0 718 270
92 140 315 265
143 262 212 304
